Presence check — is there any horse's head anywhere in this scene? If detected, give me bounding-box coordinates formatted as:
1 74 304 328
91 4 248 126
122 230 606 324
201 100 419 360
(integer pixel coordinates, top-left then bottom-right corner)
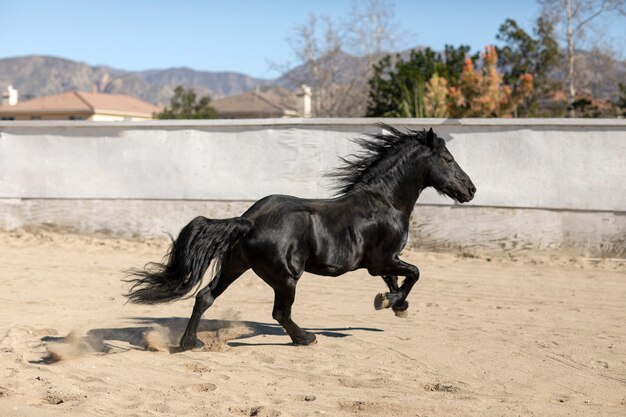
423 128 476 203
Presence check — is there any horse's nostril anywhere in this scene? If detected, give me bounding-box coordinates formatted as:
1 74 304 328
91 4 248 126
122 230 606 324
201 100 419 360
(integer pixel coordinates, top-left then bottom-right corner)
470 186 476 194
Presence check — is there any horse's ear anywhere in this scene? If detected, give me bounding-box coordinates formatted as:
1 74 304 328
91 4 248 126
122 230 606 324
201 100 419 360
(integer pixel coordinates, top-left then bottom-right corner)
426 128 435 147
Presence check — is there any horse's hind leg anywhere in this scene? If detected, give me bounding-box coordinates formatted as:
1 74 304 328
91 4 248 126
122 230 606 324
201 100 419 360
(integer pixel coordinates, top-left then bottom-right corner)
270 279 316 346
180 257 248 351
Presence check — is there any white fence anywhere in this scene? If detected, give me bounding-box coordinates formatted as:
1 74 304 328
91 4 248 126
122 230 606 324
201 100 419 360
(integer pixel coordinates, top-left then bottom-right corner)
1 118 624 257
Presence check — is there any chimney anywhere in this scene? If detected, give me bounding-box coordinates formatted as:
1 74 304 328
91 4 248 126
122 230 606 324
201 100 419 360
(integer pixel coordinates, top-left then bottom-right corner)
297 84 312 118
2 85 18 106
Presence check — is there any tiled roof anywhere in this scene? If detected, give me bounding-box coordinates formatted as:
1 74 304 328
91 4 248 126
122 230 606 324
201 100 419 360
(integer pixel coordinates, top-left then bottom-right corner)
212 87 299 117
0 91 161 115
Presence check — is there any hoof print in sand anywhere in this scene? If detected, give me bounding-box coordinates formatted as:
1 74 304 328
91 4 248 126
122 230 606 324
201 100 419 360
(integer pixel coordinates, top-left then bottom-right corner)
423 382 460 393
188 382 217 393
43 392 75 405
249 406 281 417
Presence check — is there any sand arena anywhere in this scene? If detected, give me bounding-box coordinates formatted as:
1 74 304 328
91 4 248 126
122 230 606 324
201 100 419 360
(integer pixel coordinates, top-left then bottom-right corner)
0 230 624 417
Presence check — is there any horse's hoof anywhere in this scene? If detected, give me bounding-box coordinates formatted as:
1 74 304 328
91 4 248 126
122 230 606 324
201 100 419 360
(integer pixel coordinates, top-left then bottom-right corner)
374 293 391 310
393 300 409 318
293 332 317 346
180 336 204 351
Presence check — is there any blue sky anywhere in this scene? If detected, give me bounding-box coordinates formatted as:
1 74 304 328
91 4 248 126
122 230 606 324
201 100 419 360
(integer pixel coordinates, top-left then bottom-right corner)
1 1 624 79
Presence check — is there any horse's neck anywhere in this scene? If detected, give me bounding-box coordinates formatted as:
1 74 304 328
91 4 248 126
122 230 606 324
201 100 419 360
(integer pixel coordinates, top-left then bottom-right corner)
362 158 428 218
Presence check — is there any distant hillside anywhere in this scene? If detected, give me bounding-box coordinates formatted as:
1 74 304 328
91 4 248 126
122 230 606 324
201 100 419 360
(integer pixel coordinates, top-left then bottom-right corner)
274 50 377 88
1 51 623 107
0 55 270 105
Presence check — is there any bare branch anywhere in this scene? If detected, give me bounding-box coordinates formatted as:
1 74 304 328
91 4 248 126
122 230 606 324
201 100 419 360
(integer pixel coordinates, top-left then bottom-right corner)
574 0 625 34
276 0 400 117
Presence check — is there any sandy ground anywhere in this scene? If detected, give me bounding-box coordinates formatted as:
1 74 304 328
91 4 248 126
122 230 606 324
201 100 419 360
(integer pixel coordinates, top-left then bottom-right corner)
0 230 624 417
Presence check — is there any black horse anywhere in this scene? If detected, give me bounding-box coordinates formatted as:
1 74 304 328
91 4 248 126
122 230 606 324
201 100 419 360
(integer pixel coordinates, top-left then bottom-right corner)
126 125 476 350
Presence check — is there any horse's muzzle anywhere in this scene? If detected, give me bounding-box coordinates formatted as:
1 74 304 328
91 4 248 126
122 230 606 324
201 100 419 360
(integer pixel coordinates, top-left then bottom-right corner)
457 183 476 203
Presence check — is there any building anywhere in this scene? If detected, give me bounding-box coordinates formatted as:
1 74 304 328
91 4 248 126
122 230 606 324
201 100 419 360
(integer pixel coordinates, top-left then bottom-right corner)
0 88 161 121
1 85 18 106
212 85 311 119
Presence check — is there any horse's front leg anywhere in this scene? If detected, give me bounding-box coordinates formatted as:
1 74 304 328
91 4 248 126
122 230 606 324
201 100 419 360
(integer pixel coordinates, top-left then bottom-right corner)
372 259 420 317
381 275 399 291
380 275 409 316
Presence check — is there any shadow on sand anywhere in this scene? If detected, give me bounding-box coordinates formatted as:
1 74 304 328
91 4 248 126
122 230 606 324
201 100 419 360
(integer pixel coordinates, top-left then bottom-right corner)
36 317 383 362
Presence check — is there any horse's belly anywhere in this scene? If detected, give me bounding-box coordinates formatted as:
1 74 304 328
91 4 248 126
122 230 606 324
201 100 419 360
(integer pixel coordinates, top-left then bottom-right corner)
304 261 354 277
304 246 362 277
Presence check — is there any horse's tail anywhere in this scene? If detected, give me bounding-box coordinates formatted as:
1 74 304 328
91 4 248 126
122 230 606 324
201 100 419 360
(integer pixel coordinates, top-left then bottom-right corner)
125 216 253 304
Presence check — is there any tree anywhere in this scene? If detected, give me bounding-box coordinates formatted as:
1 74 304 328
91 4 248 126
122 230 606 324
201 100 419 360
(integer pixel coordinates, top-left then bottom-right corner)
575 46 623 102
424 74 449 117
385 77 426 117
496 17 561 116
156 86 217 119
615 83 626 116
448 46 534 117
279 0 399 117
366 45 472 117
539 0 626 115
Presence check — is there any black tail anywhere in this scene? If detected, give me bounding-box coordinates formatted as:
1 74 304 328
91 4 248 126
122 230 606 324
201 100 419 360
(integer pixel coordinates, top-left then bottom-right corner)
125 216 253 304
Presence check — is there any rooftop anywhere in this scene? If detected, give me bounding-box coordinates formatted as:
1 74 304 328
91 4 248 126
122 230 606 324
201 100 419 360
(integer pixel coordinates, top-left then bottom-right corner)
0 91 161 116
211 87 300 118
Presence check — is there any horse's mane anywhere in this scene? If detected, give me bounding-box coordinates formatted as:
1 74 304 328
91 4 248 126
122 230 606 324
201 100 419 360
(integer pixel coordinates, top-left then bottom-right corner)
330 123 431 196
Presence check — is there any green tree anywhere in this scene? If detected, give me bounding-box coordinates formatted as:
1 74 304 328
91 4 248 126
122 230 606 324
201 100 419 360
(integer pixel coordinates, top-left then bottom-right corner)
496 17 561 116
366 45 473 117
387 79 426 117
156 86 218 119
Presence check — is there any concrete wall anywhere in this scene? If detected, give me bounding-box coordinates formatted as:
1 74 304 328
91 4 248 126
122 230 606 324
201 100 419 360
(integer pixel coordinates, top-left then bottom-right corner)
1 118 624 257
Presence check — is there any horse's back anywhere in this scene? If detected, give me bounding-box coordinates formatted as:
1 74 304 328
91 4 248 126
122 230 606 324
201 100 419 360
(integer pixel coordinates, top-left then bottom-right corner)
239 194 368 277
242 194 313 219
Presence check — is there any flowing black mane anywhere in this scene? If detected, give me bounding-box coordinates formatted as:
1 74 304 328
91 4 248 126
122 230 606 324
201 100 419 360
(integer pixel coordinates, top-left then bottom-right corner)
330 123 432 196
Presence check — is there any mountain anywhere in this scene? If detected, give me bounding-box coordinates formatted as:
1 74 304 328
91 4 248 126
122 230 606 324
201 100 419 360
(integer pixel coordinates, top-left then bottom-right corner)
0 53 380 107
1 51 623 108
0 55 270 105
274 50 375 88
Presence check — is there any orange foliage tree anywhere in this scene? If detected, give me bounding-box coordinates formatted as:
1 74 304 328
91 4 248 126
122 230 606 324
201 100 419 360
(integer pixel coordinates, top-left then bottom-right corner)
443 46 533 117
424 74 449 117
